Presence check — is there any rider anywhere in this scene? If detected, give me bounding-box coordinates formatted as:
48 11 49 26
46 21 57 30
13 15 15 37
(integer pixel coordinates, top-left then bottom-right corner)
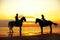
41 14 46 20
15 13 19 24
41 14 47 24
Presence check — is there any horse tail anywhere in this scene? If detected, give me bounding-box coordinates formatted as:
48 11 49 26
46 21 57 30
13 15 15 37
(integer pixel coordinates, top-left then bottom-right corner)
53 23 58 26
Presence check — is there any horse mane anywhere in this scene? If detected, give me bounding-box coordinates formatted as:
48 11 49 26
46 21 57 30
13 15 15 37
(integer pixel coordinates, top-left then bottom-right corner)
19 16 25 20
36 18 42 21
21 16 25 19
19 16 26 22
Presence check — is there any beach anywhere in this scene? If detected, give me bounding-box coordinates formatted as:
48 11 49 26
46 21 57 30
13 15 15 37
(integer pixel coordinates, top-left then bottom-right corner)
0 33 60 40
0 0 60 40
0 26 60 40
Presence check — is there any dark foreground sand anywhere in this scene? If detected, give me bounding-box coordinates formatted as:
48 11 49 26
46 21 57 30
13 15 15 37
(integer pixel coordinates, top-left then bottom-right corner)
0 33 60 40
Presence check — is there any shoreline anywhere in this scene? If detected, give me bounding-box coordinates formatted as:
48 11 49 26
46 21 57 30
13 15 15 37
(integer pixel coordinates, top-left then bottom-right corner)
0 33 60 40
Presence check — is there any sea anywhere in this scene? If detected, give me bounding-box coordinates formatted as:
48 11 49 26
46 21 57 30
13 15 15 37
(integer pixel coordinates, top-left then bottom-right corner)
0 20 60 37
0 25 60 37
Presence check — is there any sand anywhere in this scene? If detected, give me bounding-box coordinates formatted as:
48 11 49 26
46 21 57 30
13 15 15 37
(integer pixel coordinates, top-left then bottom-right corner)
0 33 60 40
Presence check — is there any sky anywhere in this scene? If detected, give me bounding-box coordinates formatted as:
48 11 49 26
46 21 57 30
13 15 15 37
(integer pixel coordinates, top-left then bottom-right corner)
0 0 60 36
0 0 60 23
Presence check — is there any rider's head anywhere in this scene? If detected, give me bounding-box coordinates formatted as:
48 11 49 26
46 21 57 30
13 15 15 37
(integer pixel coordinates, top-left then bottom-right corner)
16 13 18 16
41 14 44 17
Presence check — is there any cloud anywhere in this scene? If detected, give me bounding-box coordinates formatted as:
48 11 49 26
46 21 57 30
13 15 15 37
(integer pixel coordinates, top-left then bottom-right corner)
24 16 35 18
19 15 35 18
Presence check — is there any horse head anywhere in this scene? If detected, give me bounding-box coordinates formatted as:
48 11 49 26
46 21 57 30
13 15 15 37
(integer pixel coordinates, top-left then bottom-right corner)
20 16 26 22
35 18 41 24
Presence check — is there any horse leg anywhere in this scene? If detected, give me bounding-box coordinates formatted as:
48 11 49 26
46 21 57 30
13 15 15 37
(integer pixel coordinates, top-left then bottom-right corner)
9 27 11 33
9 26 13 33
11 27 13 33
20 26 22 36
50 25 52 34
9 27 13 36
41 27 43 34
20 26 22 40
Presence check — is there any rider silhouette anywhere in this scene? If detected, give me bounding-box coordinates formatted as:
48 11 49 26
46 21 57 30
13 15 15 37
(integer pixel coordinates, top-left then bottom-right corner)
41 14 46 20
41 14 47 24
15 13 19 24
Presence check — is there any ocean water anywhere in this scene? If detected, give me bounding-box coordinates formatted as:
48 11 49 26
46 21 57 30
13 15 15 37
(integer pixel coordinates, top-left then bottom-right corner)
0 25 60 37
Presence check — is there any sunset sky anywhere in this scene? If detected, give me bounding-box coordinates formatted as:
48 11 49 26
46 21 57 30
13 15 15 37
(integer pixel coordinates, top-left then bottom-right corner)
0 0 60 37
0 0 60 23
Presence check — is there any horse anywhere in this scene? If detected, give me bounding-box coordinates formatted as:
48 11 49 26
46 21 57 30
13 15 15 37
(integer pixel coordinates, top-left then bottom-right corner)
35 18 57 34
8 16 26 34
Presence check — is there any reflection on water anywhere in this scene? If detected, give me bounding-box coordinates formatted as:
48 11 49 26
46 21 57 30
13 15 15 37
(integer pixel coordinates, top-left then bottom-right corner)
0 26 60 37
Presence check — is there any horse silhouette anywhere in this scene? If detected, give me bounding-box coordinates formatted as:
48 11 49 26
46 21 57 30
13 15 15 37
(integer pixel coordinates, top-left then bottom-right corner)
35 18 57 34
8 16 26 35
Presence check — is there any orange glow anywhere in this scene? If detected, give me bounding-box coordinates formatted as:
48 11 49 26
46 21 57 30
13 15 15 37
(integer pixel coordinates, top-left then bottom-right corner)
0 0 60 37
0 26 60 37
0 0 60 23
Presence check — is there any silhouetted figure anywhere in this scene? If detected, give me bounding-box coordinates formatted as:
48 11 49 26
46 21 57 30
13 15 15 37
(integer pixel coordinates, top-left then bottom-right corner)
41 14 47 24
41 14 46 20
15 13 19 25
8 16 26 40
35 18 57 34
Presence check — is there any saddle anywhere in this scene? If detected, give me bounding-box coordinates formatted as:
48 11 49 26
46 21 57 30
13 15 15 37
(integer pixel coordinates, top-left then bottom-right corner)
42 20 48 24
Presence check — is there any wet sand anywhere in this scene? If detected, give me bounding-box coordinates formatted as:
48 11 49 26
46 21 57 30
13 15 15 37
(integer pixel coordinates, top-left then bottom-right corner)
0 33 60 40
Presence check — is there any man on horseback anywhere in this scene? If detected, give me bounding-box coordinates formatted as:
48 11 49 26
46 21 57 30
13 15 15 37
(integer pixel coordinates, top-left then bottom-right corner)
41 14 47 24
15 13 19 25
41 14 46 20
